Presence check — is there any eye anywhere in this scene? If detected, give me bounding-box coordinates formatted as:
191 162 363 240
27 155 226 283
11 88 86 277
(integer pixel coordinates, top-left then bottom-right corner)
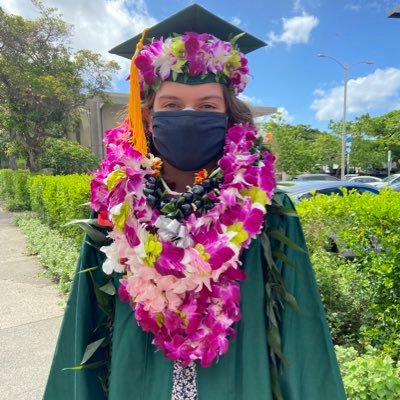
163 102 181 110
198 103 217 110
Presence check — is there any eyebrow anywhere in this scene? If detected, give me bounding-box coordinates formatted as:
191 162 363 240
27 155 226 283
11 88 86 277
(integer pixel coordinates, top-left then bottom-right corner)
157 95 224 101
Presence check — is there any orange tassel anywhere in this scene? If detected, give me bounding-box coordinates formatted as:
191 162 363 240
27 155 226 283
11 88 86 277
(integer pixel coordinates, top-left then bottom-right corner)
127 28 149 155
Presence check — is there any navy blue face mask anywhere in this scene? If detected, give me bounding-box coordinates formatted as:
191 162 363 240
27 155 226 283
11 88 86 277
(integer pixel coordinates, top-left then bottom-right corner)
151 110 228 172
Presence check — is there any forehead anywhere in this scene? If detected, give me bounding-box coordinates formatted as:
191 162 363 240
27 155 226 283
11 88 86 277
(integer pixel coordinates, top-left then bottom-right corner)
155 81 224 100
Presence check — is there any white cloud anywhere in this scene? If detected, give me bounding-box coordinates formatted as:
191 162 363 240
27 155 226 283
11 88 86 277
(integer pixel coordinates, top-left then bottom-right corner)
238 93 263 105
344 3 361 11
313 88 325 97
255 107 294 123
311 67 400 120
293 0 304 13
268 13 319 46
344 0 399 12
275 106 295 122
230 16 242 27
0 0 157 79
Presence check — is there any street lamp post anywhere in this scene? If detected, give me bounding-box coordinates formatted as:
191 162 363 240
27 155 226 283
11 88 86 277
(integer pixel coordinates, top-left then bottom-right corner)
318 54 373 180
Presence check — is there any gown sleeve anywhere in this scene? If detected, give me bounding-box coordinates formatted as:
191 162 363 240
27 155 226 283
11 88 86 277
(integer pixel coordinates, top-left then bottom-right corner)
43 235 109 400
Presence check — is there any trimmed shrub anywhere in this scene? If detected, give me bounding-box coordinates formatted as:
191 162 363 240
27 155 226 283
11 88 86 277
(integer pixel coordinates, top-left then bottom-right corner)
0 169 31 211
40 137 100 175
310 250 375 348
0 170 91 244
29 174 91 245
297 189 400 357
336 345 400 399
15 213 80 294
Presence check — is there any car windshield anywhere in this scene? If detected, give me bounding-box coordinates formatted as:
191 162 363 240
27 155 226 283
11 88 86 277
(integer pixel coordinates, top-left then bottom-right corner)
383 175 398 183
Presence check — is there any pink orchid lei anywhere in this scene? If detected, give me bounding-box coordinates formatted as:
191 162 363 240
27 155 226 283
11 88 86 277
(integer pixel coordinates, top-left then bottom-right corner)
90 122 276 367
135 32 250 95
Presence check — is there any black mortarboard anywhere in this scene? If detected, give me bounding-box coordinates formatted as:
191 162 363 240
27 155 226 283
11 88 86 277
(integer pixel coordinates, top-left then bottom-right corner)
109 3 266 59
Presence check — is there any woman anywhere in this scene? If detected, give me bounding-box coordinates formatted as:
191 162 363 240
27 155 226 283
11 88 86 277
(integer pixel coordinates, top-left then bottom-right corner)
44 4 346 400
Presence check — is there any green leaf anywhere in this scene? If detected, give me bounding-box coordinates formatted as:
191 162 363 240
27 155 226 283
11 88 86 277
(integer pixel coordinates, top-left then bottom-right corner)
267 204 298 217
229 31 246 46
64 220 108 245
270 366 284 400
89 272 114 317
172 70 178 81
78 266 98 274
99 281 116 296
152 80 162 92
271 248 296 269
261 234 275 268
267 324 284 360
63 218 98 226
283 291 300 312
80 337 106 365
84 240 102 251
161 202 175 214
267 227 307 253
62 360 107 371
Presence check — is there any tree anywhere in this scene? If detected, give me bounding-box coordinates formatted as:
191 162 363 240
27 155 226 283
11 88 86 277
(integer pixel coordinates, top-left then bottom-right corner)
0 1 120 171
262 114 340 176
329 110 400 172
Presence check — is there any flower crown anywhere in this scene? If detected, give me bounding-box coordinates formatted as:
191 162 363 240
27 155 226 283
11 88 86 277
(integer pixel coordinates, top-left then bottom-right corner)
134 32 250 95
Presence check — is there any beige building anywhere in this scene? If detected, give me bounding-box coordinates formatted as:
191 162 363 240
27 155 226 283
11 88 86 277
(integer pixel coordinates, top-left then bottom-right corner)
76 92 277 159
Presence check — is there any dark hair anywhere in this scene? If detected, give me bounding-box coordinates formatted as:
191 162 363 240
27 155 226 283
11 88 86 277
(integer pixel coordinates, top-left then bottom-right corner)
222 86 254 126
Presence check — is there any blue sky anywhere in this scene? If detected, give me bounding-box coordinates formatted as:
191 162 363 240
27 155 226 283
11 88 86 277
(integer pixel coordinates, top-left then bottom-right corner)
2 0 400 131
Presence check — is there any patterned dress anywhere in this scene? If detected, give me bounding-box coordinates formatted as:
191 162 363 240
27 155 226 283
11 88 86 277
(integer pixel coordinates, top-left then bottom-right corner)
171 362 197 400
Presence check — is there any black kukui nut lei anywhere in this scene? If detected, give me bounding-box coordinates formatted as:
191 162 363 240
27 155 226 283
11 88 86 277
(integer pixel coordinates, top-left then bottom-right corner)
142 174 223 221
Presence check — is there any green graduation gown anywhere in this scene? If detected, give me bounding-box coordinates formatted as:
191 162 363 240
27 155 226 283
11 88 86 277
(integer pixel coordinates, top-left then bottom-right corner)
43 192 346 399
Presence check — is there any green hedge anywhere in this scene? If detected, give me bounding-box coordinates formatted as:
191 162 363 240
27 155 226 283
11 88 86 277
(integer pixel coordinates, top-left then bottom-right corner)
0 169 91 244
297 189 400 358
310 250 375 348
15 213 80 294
29 174 91 243
0 169 31 211
336 345 400 399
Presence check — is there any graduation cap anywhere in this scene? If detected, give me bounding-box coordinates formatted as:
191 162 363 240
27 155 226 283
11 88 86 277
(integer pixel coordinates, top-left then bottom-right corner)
109 3 266 59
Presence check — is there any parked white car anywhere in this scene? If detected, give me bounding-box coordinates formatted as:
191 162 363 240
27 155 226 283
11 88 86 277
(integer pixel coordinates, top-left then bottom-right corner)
347 176 383 184
370 174 400 189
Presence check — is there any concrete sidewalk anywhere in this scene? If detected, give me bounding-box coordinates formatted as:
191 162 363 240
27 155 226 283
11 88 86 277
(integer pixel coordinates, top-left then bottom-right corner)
0 207 63 400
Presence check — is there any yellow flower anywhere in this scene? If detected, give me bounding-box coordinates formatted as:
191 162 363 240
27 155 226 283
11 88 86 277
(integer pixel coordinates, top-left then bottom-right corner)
227 222 249 246
144 234 163 266
112 200 130 231
177 310 189 327
194 243 210 261
155 312 164 327
170 37 185 58
107 169 126 191
241 187 269 207
223 51 241 75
